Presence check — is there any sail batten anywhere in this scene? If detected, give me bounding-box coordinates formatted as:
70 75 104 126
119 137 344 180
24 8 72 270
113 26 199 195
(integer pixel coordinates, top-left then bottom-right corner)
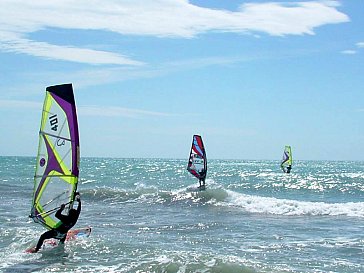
40 131 73 142
30 84 79 230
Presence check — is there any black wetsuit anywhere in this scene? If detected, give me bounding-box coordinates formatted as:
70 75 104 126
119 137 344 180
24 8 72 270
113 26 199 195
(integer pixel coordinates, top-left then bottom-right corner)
198 170 206 188
35 200 81 252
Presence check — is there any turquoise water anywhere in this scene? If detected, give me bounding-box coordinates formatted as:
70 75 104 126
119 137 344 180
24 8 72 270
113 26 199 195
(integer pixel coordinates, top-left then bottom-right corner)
0 156 363 272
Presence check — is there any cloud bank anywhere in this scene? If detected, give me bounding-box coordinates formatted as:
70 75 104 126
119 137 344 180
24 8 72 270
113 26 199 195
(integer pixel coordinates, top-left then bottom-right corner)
0 0 349 65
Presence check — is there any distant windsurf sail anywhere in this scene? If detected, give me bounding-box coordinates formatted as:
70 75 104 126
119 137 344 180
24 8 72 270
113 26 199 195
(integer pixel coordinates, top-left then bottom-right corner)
30 84 80 230
187 135 207 181
281 145 292 173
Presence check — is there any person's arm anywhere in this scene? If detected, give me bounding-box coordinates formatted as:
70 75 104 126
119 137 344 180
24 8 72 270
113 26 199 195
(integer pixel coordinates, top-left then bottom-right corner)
75 192 81 216
55 204 67 221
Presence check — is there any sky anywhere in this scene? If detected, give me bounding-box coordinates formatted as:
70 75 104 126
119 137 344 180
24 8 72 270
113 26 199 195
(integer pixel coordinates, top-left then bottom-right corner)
0 0 363 160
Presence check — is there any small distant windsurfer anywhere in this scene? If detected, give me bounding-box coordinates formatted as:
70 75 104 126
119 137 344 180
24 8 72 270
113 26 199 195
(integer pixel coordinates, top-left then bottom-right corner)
281 164 292 174
33 192 82 253
198 169 206 189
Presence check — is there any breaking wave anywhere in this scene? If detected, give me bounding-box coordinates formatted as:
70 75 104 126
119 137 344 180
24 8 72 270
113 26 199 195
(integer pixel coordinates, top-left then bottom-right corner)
82 183 364 218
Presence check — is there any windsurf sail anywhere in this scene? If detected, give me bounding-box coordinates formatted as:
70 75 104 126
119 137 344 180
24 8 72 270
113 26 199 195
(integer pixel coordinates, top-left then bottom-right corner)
187 135 207 181
30 84 80 230
280 145 292 173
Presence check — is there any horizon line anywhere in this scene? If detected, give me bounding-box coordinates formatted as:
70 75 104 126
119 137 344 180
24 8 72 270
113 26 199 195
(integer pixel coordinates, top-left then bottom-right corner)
0 155 362 162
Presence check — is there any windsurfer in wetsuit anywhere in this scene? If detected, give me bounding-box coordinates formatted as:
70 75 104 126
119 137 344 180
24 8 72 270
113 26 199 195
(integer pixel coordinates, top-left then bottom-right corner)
34 192 81 252
198 169 206 189
286 165 292 173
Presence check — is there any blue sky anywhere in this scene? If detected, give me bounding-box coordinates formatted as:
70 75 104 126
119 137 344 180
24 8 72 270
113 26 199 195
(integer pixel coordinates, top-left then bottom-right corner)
0 0 363 160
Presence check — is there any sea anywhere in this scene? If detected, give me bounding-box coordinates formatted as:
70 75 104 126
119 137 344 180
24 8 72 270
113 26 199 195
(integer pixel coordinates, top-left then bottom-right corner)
0 156 363 273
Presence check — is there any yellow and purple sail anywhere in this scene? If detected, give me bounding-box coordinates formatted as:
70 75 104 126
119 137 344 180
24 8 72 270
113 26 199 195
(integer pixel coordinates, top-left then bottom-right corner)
280 145 292 173
187 135 207 181
30 84 80 230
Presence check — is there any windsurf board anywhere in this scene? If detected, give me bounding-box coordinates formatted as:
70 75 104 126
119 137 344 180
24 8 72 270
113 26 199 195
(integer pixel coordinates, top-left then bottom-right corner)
25 226 91 253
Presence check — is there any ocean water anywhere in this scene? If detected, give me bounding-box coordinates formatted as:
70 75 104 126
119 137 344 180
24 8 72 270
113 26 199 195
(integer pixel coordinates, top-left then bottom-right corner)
0 156 363 273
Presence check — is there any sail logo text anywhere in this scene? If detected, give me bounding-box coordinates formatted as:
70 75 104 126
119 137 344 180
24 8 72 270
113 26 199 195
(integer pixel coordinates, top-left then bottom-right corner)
194 159 204 164
57 139 65 146
49 114 58 131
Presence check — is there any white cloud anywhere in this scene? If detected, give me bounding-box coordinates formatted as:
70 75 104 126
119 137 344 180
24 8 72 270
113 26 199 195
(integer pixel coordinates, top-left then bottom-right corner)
79 105 173 118
340 41 364 56
0 34 143 65
0 0 349 64
341 50 357 55
356 42 364 48
235 1 348 36
0 99 173 119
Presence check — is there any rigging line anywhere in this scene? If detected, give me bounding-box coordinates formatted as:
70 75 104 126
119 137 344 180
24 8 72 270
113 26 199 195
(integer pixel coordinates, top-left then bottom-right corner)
41 191 69 209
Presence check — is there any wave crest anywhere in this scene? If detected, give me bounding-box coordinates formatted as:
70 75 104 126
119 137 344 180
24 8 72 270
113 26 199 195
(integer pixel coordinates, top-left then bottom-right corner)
221 190 364 217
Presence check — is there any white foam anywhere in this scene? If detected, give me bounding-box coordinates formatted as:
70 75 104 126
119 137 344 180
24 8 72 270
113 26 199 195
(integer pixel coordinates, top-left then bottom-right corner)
218 190 364 217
